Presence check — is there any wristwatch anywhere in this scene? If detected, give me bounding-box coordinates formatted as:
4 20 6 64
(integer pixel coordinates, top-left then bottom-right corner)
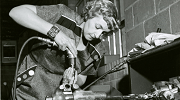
47 25 60 39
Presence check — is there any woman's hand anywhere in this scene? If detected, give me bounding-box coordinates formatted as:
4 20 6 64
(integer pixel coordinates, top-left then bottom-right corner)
63 67 77 84
54 31 77 57
9 5 77 57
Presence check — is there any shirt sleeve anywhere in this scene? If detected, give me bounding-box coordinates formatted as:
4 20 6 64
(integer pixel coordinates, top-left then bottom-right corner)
36 4 70 24
36 4 81 24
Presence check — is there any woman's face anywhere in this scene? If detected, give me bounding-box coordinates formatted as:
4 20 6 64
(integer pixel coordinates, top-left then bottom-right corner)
83 15 111 41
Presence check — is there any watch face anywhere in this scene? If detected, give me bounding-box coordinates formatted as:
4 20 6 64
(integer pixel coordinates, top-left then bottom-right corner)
47 25 60 39
51 32 55 38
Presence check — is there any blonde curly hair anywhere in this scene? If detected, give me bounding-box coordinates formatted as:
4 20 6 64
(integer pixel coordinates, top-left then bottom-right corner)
82 0 120 39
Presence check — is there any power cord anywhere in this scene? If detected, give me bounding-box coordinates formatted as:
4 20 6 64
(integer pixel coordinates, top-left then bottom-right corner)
12 36 56 100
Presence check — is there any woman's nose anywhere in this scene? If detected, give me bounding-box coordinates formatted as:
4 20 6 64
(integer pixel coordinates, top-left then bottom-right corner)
96 30 103 39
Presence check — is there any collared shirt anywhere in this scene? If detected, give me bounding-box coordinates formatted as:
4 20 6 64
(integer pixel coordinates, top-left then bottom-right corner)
30 4 108 75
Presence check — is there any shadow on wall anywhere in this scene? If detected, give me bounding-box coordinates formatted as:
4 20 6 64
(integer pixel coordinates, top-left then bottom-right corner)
117 75 130 95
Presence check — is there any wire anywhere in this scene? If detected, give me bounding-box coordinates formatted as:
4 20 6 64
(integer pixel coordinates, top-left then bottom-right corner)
12 36 40 100
12 36 74 100
83 60 127 90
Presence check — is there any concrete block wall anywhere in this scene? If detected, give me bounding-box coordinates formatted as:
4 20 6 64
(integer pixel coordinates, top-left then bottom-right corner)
124 0 180 53
96 0 180 95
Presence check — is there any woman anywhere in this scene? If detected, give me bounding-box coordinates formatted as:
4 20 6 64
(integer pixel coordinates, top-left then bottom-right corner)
9 0 119 99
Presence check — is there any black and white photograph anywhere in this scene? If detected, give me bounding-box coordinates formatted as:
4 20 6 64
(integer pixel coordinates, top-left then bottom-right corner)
1 0 180 100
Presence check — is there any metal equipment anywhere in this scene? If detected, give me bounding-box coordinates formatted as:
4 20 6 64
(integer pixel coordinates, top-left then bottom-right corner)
40 37 180 100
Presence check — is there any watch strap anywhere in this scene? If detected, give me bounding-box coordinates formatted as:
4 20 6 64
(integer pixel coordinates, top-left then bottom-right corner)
47 25 60 39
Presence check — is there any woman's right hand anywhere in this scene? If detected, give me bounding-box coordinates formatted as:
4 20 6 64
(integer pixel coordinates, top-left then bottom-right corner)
9 5 77 57
54 31 77 57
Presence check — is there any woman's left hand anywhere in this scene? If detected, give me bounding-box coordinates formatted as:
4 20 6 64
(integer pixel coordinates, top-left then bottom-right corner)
63 67 77 84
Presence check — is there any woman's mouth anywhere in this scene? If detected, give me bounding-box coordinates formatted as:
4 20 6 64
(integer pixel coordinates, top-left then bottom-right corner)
89 34 93 40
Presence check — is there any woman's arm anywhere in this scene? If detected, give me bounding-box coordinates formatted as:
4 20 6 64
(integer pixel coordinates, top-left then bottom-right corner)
9 4 77 56
9 5 53 35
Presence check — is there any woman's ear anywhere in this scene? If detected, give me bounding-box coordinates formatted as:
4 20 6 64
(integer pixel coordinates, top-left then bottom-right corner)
117 19 121 27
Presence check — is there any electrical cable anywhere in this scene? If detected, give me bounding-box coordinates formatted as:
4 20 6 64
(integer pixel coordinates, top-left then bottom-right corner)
12 36 43 100
83 60 127 90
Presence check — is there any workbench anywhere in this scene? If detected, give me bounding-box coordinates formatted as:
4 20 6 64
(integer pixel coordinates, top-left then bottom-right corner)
127 38 180 94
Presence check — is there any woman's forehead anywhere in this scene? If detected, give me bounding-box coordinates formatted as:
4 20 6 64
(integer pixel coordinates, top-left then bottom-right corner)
99 16 111 31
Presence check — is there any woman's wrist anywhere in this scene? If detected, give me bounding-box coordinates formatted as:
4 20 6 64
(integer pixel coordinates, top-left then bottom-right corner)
47 25 60 40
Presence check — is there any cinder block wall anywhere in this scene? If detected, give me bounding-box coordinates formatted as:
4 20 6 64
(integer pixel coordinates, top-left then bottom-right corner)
124 0 180 52
96 0 180 95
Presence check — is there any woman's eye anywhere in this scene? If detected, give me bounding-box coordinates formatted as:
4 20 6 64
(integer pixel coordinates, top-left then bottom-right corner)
96 24 102 29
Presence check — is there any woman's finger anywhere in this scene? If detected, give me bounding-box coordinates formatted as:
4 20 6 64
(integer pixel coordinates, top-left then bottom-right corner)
66 39 77 57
